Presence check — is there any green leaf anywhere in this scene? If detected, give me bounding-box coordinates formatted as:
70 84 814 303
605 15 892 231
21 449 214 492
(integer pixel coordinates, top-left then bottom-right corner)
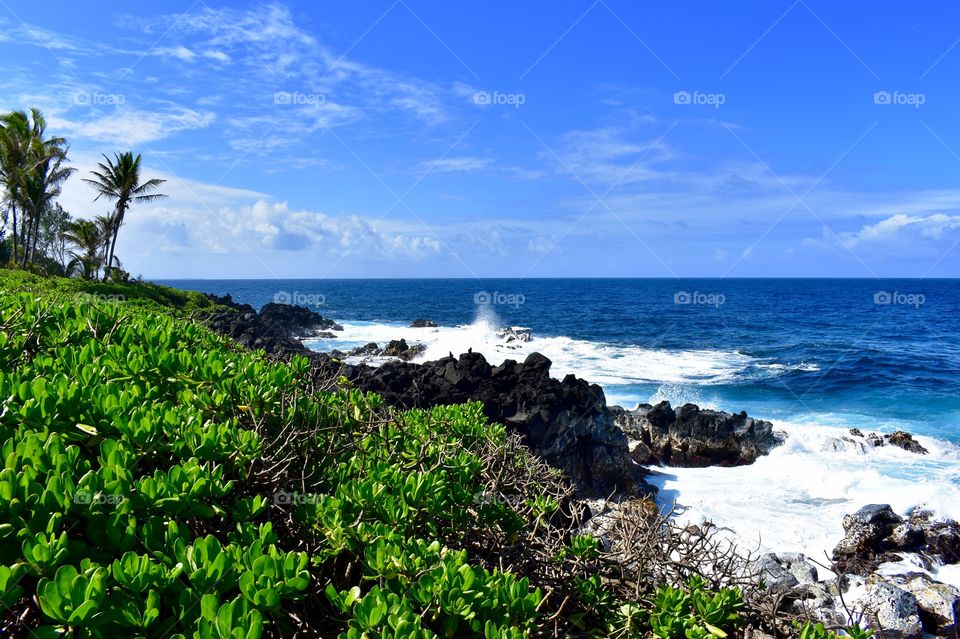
75 423 99 436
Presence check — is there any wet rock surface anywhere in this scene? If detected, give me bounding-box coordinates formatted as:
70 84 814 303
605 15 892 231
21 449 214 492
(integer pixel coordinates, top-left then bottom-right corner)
495 326 532 345
257 302 343 336
848 428 929 455
833 504 960 576
751 504 960 636
203 297 345 357
863 581 924 639
614 401 785 467
883 573 960 636
332 339 426 361
204 297 314 358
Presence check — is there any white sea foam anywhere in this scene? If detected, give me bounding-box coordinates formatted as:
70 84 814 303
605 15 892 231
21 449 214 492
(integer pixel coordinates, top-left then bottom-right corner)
648 420 960 588
304 308 813 389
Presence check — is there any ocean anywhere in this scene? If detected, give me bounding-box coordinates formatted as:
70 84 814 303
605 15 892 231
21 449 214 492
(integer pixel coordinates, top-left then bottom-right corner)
157 278 960 581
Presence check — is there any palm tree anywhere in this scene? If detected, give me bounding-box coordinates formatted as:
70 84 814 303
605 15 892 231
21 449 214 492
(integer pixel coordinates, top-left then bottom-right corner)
0 108 73 266
0 112 30 263
21 143 74 267
83 152 167 280
62 217 107 279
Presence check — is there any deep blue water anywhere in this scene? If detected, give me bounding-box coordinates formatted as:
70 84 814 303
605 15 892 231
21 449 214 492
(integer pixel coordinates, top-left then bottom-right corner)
157 278 960 443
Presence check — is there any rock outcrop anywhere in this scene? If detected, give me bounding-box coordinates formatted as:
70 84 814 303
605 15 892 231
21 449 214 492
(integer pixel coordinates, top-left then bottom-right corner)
752 552 959 636
409 318 438 328
205 303 310 358
753 553 820 594
203 299 343 358
495 326 532 344
883 573 960 636
316 351 652 497
862 582 924 639
847 428 929 455
832 504 960 575
258 302 343 336
833 504 906 574
334 339 426 361
613 401 784 467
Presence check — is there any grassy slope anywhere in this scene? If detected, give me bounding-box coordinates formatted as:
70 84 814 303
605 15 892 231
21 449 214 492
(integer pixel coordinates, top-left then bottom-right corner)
0 270 218 315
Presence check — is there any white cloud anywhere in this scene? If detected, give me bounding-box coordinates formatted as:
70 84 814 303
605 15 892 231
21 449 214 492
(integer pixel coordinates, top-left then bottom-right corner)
50 107 215 145
551 125 676 185
203 50 230 64
120 3 457 127
419 156 493 174
154 45 196 62
226 101 361 152
528 236 558 255
220 200 442 258
60 154 441 264
0 19 85 51
805 213 960 251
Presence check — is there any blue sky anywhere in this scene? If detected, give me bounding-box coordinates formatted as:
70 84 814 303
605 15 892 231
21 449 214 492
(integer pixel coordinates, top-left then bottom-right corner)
3 1 960 278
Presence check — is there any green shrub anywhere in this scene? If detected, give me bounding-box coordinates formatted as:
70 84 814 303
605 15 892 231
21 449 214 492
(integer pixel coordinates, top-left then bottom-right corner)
797 621 873 639
0 288 567 637
648 576 743 639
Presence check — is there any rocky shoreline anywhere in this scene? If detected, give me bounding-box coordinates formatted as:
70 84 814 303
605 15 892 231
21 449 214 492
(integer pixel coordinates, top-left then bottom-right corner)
202 297 960 636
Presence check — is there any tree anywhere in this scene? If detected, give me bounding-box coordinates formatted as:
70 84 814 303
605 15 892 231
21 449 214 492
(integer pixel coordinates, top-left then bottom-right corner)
62 217 106 279
0 108 74 267
0 112 29 262
83 152 166 280
38 202 71 269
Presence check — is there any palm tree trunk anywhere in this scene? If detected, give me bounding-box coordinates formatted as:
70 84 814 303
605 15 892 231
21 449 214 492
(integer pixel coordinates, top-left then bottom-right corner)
99 216 113 280
19 206 32 267
104 211 122 280
29 205 42 264
22 213 32 266
22 204 38 267
10 204 18 263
